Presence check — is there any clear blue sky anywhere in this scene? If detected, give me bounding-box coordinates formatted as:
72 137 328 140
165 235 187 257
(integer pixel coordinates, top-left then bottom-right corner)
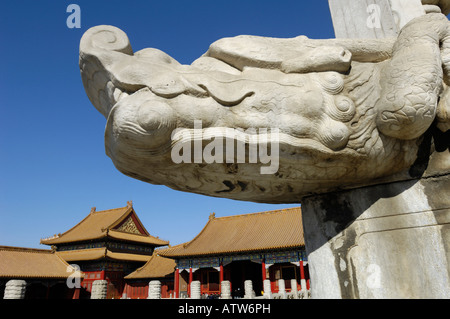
0 0 335 249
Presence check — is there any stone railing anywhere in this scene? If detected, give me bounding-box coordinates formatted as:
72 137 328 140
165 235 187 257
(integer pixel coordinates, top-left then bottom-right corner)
91 279 108 299
258 279 311 299
147 280 161 299
173 278 311 300
86 278 311 299
3 280 27 299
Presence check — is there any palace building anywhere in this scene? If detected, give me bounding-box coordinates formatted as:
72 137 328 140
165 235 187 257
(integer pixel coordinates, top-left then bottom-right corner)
40 201 169 299
0 245 82 299
1 203 308 299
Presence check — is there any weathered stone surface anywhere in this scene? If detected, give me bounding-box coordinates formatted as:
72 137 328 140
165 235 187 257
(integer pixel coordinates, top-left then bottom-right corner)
390 0 426 30
91 280 107 299
329 0 400 38
190 280 201 299
3 280 26 299
244 280 255 299
263 279 272 299
148 280 161 299
302 173 450 298
220 280 231 299
80 13 450 203
329 0 449 39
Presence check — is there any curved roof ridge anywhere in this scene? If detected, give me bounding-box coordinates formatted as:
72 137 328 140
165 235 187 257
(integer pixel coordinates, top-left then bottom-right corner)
0 245 53 254
215 206 300 220
107 206 169 243
40 205 155 245
159 242 185 255
40 206 129 244
124 253 176 279
127 254 156 275
93 205 128 214
106 206 134 229
40 209 95 243
181 216 216 249
222 206 300 218
126 207 150 236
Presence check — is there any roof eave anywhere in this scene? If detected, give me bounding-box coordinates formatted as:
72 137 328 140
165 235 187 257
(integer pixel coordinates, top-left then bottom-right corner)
160 244 305 259
40 231 109 245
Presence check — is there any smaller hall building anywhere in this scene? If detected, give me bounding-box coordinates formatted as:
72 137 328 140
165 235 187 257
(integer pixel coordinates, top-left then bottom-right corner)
0 246 81 299
158 207 309 298
124 253 176 299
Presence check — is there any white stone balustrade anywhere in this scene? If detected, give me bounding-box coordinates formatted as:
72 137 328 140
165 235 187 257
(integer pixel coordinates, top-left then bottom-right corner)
190 280 201 299
91 280 108 299
3 280 27 299
148 280 161 299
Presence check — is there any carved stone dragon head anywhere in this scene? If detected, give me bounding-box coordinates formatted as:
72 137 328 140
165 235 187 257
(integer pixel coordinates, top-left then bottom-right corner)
80 12 450 203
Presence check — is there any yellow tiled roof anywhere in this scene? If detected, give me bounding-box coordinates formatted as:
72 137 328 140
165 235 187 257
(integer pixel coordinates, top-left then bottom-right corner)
125 253 176 279
40 205 168 246
56 248 152 263
0 246 82 279
160 207 304 258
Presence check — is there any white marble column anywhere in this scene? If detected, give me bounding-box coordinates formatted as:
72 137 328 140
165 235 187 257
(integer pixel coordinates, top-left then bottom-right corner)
3 280 27 299
190 280 201 299
148 280 161 299
220 280 231 299
90 280 108 299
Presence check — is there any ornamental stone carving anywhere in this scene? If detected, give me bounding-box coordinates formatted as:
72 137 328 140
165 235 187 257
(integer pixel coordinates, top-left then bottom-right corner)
116 216 140 235
80 11 449 204
3 280 26 299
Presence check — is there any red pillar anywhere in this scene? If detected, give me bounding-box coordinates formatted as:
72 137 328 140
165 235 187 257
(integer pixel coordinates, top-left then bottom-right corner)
174 268 180 298
300 260 306 290
72 288 80 299
124 283 129 299
188 267 193 297
262 261 266 281
306 264 310 290
219 263 224 294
